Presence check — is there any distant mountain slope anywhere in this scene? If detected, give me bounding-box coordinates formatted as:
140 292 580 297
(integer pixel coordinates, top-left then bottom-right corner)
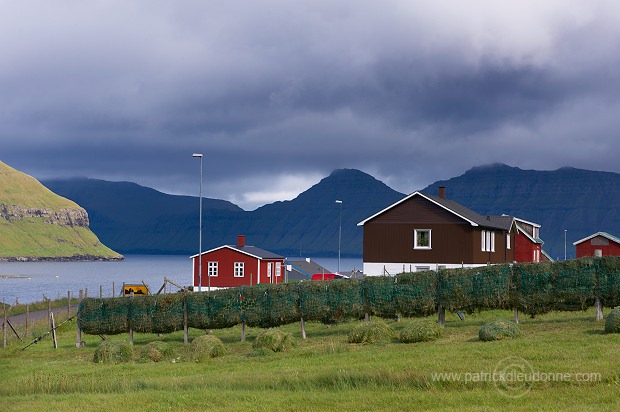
422 163 620 259
43 169 404 257
0 161 122 260
42 178 245 255
246 169 405 256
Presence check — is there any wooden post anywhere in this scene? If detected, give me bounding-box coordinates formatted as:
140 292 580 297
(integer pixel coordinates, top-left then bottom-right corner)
300 317 307 339
3 299 6 349
85 288 88 298
129 291 134 345
241 321 246 342
25 304 29 338
68 290 71 316
100 285 103 299
47 299 51 323
365 313 370 322
438 305 445 327
595 297 603 321
183 299 188 345
514 307 519 324
50 312 58 349
76 290 84 348
112 281 115 298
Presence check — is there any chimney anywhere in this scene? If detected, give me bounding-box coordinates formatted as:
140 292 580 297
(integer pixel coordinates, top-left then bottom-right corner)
438 186 446 199
237 235 245 247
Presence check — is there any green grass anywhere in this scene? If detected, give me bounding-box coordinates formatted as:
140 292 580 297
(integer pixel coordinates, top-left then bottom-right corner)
0 219 121 258
1 309 619 411
0 161 79 210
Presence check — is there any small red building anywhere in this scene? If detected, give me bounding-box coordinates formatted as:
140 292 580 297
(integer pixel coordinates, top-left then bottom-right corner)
190 235 286 290
573 232 620 258
514 218 544 263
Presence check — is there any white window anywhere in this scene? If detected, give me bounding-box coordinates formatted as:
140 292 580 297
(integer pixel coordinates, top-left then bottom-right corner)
414 229 431 249
234 262 244 277
482 230 495 252
275 262 281 277
506 233 511 250
534 249 540 262
267 262 273 278
208 262 218 277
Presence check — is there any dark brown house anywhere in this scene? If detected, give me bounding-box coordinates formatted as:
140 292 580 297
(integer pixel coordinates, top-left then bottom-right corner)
357 187 543 276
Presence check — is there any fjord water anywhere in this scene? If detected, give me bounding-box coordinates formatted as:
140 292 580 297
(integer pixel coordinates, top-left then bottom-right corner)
0 255 362 305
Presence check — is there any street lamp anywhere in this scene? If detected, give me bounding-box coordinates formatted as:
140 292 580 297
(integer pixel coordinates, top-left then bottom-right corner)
192 153 205 291
336 200 343 274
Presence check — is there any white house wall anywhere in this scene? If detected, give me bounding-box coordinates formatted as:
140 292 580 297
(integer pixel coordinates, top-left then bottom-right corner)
363 262 489 276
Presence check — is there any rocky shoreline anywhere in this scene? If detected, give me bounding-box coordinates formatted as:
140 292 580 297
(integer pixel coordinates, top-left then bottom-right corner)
0 255 125 262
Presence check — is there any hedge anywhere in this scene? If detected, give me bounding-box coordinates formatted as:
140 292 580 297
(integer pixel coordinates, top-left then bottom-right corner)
78 257 620 335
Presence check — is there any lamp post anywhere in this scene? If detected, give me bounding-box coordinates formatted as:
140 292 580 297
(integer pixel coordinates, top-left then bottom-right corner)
192 153 205 291
564 229 567 261
336 200 342 274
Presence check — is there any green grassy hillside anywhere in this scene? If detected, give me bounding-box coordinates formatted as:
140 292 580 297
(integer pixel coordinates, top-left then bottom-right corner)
0 161 122 260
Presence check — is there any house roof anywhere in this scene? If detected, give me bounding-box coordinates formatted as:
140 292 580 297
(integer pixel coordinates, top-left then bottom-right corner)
357 191 535 232
516 225 544 244
573 232 620 246
541 250 554 262
285 259 330 280
190 244 285 260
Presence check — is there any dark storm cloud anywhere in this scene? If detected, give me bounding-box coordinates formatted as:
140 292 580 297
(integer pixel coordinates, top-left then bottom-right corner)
2 1 620 209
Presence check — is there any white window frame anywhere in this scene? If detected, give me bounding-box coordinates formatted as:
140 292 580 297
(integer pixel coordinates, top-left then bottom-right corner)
207 261 218 277
414 229 432 250
507 233 511 250
275 262 281 277
482 230 495 252
267 262 273 278
234 262 244 277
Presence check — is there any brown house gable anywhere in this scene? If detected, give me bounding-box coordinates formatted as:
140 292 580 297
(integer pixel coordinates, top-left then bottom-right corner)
357 189 524 275
360 193 512 266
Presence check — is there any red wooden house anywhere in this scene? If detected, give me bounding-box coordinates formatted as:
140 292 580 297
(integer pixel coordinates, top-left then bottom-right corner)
190 235 286 290
514 218 544 263
573 232 620 258
357 187 546 276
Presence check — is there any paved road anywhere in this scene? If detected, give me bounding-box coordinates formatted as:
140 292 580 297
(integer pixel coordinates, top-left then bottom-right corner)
3 305 77 327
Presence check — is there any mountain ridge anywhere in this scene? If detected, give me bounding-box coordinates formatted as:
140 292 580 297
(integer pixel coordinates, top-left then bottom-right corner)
41 163 620 260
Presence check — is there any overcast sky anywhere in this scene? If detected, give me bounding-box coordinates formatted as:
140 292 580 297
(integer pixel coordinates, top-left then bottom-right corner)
2 1 620 210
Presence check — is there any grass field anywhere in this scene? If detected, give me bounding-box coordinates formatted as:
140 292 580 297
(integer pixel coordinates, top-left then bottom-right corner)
1 308 619 411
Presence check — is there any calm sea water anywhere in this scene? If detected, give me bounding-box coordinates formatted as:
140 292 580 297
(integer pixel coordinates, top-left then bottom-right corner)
0 255 362 305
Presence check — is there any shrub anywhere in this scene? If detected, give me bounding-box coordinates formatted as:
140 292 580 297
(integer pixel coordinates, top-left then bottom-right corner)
93 340 133 364
604 307 620 334
190 335 227 361
347 320 394 344
399 319 442 343
138 341 171 362
479 321 520 341
253 328 296 352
